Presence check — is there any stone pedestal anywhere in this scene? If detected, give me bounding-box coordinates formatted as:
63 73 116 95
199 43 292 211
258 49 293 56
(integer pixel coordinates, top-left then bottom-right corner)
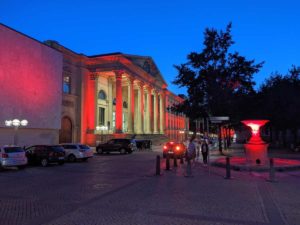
244 143 269 165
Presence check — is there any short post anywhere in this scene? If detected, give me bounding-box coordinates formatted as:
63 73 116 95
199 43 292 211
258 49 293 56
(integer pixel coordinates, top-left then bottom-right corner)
224 156 231 179
180 157 184 164
173 155 178 167
155 155 161 175
267 158 277 182
165 153 170 171
185 159 192 177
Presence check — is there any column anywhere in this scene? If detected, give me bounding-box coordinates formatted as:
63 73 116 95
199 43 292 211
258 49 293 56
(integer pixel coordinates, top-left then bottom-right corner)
160 93 164 134
127 77 135 133
83 72 96 145
108 78 113 132
115 71 123 133
147 86 153 134
165 93 169 137
153 91 159 133
137 82 144 134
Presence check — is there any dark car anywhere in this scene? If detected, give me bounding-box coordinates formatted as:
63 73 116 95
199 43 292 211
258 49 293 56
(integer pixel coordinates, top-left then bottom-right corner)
96 139 136 154
25 145 65 167
162 141 186 158
135 139 152 151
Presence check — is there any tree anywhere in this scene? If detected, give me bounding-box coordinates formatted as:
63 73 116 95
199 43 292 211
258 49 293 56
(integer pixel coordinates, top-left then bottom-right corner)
173 23 264 126
257 66 300 146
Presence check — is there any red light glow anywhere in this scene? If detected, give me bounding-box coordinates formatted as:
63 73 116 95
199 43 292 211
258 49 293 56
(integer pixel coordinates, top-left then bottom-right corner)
242 120 269 165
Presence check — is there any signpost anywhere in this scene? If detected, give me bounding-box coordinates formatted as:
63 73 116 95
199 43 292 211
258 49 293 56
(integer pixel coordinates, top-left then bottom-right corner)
209 116 229 153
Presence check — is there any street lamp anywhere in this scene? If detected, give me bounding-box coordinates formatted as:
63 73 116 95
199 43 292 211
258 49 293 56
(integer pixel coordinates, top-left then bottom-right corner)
4 119 28 145
96 125 108 143
179 130 185 142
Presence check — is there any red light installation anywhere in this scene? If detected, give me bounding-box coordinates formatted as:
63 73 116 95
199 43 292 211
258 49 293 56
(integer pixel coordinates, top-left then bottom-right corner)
241 120 269 165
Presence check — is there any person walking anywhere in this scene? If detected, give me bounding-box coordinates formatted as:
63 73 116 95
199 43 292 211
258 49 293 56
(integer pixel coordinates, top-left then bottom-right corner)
201 139 209 165
185 135 196 176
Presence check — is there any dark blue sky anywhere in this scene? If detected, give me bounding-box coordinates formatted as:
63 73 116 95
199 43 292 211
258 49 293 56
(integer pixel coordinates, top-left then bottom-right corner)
1 0 299 95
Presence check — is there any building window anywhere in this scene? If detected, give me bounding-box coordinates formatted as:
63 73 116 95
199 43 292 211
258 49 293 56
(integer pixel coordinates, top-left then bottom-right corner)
98 90 107 100
63 76 71 94
123 101 128 108
98 107 105 126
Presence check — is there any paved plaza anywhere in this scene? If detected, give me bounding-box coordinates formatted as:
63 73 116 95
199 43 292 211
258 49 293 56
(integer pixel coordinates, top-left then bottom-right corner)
0 147 300 225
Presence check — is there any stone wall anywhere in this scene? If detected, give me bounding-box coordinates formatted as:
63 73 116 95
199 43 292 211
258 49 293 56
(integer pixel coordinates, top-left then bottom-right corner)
0 24 62 145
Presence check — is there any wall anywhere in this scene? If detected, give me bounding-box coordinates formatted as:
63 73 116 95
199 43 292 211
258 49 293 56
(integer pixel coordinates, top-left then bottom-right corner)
0 24 62 145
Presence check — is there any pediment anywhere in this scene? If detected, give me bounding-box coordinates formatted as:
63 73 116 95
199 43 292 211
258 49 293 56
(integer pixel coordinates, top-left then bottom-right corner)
123 55 167 86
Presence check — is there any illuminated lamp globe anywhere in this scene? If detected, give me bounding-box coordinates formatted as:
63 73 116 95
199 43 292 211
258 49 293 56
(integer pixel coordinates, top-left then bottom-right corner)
21 120 28 126
12 119 21 127
5 120 12 127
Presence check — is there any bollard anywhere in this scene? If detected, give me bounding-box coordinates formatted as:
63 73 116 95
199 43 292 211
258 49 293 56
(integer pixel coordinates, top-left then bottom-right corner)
180 157 184 164
267 158 277 182
165 154 170 171
224 156 231 179
173 155 178 167
184 159 193 177
155 155 161 176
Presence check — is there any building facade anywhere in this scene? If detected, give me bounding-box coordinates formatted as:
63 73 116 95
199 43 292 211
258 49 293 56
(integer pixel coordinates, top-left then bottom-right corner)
0 24 188 146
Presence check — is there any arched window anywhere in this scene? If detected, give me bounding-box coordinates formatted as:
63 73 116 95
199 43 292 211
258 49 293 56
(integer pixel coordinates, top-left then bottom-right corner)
98 90 107 100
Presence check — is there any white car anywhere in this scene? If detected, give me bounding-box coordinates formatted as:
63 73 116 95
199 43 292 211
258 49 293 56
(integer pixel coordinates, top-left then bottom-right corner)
60 144 93 162
0 146 27 169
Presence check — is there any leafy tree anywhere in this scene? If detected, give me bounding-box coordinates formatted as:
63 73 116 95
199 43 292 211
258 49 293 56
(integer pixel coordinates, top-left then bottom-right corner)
257 66 300 146
173 23 264 126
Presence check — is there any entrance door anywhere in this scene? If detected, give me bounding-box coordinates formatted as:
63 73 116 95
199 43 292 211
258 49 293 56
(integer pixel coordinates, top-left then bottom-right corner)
59 116 72 143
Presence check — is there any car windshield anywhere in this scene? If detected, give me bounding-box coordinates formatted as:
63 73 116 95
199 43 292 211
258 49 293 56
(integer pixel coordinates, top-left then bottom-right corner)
51 146 65 152
79 145 90 149
4 147 24 153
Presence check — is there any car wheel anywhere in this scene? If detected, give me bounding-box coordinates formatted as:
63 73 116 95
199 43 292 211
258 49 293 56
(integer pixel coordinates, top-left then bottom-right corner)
97 148 103 154
68 154 76 162
120 148 126 154
41 158 48 167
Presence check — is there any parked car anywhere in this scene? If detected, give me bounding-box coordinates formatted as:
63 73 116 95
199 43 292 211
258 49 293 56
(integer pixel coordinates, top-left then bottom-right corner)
135 139 152 150
96 139 137 154
0 145 27 169
25 145 65 167
60 143 93 162
162 141 186 158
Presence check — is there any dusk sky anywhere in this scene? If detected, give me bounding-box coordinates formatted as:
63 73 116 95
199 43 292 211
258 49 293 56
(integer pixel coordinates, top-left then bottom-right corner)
1 0 299 95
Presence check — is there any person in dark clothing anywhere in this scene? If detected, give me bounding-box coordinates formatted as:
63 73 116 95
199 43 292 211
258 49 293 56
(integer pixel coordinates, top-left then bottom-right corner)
201 139 209 164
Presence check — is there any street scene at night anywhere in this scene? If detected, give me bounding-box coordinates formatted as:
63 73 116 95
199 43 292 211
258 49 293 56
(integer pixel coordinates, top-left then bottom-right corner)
1 1 300 225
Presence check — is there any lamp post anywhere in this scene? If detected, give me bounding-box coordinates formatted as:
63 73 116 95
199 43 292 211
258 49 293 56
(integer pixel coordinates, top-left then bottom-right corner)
96 125 108 143
5 119 28 146
179 130 185 142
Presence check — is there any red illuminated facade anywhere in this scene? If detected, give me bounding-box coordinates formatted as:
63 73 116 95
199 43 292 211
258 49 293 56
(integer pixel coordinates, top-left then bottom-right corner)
0 24 189 146
45 41 189 145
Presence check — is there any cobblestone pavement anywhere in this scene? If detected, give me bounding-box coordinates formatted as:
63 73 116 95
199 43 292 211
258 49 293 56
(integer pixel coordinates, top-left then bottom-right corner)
0 149 300 225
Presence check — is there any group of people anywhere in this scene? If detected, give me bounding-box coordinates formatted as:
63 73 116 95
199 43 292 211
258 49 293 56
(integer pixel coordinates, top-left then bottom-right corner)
186 135 210 165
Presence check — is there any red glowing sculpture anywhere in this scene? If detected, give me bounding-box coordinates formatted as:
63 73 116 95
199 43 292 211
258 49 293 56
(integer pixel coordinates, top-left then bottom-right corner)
242 120 269 165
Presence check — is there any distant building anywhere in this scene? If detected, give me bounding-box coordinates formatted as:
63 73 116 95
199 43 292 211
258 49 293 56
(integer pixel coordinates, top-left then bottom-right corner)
0 23 188 146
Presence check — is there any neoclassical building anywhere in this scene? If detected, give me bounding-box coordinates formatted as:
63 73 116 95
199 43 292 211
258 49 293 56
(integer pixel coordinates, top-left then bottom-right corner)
0 24 188 146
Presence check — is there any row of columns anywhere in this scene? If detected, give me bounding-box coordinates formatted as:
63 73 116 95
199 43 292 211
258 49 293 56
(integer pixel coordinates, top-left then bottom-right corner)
93 70 165 134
